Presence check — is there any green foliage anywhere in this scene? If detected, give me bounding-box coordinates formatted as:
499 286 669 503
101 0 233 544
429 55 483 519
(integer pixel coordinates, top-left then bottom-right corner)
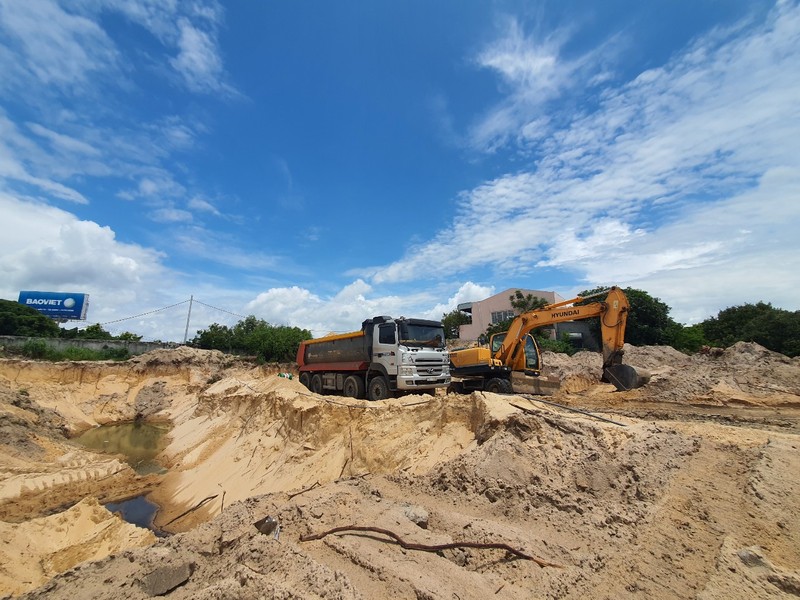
116 331 143 341
67 323 114 340
59 325 139 342
537 333 578 356
191 315 312 362
666 323 707 354
0 299 61 337
61 346 130 361
509 290 548 313
701 302 800 357
21 340 48 359
577 286 678 347
17 341 129 361
191 322 234 352
483 290 548 338
485 318 513 338
441 309 471 339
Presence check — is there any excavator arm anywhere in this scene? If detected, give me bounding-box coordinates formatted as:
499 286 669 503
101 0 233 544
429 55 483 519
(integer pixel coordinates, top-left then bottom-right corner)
492 286 645 390
494 287 626 368
450 287 649 392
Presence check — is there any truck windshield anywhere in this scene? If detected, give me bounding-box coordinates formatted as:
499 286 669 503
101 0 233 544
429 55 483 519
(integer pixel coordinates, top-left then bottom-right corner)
399 324 445 348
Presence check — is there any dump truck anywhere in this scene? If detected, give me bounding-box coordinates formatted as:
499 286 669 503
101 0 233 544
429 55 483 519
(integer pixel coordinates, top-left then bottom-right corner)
448 287 650 395
296 316 450 401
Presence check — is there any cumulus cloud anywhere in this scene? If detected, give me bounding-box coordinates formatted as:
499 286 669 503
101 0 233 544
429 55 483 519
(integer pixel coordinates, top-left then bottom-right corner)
421 282 496 321
0 193 167 299
243 279 490 336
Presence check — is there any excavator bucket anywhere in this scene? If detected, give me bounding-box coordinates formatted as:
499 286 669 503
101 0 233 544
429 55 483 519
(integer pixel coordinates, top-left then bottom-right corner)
603 364 651 392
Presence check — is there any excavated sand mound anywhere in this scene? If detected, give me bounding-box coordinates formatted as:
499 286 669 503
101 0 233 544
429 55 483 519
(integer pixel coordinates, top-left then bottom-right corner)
0 344 798 599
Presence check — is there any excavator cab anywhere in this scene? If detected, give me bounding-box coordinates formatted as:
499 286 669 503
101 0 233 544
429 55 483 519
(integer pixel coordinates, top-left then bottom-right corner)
490 332 505 354
523 334 541 373
490 332 541 374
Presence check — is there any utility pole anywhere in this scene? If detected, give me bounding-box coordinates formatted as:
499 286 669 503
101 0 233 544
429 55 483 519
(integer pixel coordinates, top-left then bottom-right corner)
183 295 194 344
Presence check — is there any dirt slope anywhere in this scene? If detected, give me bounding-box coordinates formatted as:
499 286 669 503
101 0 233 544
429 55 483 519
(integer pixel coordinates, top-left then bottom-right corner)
1 343 799 599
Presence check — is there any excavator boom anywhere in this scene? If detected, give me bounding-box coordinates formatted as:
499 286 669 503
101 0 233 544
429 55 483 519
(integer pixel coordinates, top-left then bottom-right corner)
449 287 649 394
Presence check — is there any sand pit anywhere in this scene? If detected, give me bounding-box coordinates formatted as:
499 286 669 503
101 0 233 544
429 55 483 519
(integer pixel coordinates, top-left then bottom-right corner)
1 344 799 598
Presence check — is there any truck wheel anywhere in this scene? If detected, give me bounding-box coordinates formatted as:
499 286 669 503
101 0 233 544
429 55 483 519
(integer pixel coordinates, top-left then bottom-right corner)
299 372 310 389
447 381 464 395
343 375 365 399
367 376 391 401
485 378 511 394
310 374 324 395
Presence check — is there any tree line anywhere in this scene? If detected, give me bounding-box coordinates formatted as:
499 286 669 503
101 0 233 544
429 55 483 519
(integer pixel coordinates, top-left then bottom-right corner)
3 287 798 361
441 287 800 357
0 300 312 363
189 315 311 362
0 299 143 341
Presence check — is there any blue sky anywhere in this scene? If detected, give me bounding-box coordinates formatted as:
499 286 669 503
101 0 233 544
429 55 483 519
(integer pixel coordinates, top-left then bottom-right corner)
1 0 798 342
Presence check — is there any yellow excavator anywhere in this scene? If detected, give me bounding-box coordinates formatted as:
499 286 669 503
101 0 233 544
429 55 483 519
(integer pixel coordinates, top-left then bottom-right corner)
448 286 650 395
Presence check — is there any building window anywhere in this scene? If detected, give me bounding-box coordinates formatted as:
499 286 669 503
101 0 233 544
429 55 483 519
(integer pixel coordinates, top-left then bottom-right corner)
491 310 515 324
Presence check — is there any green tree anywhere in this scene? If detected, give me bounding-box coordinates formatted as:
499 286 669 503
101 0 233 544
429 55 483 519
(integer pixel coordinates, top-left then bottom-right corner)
701 302 800 357
191 323 234 352
578 286 678 347
116 331 143 342
72 323 114 340
191 316 312 362
510 290 548 314
667 323 707 354
0 299 61 337
441 309 471 339
484 291 548 338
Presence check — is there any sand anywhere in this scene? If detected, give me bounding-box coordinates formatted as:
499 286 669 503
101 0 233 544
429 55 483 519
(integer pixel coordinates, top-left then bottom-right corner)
0 343 798 598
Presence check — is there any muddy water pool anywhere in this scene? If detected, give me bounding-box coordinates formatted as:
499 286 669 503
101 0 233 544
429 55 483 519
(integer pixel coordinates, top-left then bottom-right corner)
73 422 170 475
73 422 170 534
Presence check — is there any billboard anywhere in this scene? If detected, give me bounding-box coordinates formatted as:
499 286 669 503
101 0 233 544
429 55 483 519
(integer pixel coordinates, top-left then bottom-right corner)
18 291 90 321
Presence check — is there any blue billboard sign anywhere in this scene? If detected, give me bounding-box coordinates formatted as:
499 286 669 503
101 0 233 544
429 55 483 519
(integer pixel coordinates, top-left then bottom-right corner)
18 291 90 321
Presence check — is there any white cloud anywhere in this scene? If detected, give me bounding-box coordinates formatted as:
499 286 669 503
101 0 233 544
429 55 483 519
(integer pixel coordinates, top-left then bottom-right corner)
149 207 193 223
0 113 91 203
422 282 496 321
243 279 491 336
468 17 584 152
369 2 800 322
0 193 167 300
169 17 226 93
188 196 220 215
0 0 120 90
26 122 100 156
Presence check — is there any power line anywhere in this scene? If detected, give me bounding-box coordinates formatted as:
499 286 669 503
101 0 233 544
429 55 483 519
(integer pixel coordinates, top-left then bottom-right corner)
88 297 350 337
192 299 248 320
100 299 191 326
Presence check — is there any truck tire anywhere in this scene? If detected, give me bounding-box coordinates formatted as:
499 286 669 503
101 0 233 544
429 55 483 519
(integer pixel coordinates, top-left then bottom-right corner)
485 377 512 394
447 381 464 395
310 374 324 395
367 376 391 401
299 372 310 389
343 375 365 399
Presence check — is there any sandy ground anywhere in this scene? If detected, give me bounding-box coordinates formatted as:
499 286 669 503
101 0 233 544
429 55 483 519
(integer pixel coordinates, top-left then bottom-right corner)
0 343 798 598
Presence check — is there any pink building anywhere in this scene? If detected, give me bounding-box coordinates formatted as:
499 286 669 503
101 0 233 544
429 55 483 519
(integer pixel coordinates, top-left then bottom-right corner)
457 288 565 341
